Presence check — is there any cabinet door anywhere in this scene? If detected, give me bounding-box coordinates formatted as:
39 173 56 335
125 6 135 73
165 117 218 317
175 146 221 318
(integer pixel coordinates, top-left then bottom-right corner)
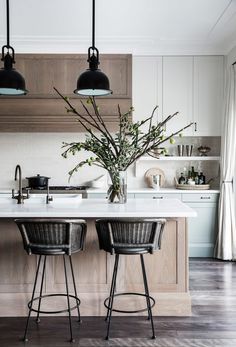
193 56 224 136
163 56 193 136
135 193 182 199
185 202 217 257
132 57 162 127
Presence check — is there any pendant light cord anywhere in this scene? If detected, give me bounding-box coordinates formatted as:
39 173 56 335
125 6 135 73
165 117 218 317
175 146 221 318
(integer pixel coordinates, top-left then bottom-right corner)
6 0 10 48
92 0 95 49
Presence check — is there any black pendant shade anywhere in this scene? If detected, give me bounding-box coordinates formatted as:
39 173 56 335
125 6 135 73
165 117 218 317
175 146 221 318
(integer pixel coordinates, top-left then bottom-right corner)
74 0 112 97
0 0 27 96
74 48 112 96
74 69 111 96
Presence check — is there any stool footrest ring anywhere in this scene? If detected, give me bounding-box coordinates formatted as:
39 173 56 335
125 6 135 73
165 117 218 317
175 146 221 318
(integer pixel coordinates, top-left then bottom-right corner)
104 292 155 314
28 293 80 315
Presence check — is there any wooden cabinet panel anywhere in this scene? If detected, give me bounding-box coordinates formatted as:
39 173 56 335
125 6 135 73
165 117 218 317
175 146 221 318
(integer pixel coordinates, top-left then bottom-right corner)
123 220 178 291
0 54 132 132
0 220 38 293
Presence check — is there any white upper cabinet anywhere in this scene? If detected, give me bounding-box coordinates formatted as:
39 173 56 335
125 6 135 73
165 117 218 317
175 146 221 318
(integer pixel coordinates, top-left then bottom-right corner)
193 56 224 136
132 56 162 128
163 56 193 136
132 55 224 137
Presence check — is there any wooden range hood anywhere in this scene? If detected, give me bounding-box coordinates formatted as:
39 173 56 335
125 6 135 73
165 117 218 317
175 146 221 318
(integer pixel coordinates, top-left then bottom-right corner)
0 54 132 132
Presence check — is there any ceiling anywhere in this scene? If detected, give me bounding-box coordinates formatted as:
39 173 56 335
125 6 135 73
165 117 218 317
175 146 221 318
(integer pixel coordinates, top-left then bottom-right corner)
0 0 236 55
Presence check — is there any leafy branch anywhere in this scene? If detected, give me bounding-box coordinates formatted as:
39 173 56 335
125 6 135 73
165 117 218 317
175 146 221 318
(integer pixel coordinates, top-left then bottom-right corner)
55 88 193 177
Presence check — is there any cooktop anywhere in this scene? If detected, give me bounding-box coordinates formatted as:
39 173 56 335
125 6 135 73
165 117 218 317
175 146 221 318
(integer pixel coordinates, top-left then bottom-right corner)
24 186 88 191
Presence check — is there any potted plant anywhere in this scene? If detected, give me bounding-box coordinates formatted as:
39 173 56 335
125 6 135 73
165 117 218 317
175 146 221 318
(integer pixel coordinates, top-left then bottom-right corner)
55 88 193 203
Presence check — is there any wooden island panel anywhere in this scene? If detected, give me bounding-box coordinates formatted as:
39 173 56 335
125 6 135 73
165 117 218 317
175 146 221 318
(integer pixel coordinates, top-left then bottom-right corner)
0 218 190 316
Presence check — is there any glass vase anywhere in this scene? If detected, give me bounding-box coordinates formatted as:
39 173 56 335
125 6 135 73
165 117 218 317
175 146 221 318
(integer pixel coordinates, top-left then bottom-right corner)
107 170 127 204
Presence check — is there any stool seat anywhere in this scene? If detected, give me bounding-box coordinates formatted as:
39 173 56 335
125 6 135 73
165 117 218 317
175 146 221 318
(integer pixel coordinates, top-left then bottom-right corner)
15 219 86 256
95 218 166 340
15 218 87 343
113 246 150 254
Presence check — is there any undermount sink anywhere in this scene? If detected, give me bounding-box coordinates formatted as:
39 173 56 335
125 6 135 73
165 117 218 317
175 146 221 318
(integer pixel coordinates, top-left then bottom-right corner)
0 194 82 205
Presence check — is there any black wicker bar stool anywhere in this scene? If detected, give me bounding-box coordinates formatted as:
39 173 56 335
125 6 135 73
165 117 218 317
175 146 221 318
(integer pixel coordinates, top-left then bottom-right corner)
15 219 87 343
95 218 166 340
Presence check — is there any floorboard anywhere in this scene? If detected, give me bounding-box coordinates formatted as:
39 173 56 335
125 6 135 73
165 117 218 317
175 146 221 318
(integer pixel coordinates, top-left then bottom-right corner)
0 258 236 347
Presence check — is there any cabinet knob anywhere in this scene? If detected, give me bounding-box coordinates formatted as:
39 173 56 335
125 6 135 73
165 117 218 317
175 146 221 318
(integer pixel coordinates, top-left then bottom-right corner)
194 122 197 132
153 196 163 199
200 196 210 200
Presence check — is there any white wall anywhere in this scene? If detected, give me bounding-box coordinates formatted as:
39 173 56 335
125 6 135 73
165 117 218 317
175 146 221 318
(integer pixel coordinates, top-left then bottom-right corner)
0 133 107 189
1 0 235 55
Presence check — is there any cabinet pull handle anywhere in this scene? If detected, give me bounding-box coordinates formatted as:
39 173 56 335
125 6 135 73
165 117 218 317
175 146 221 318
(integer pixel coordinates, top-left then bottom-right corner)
194 122 197 132
200 196 210 199
153 196 163 199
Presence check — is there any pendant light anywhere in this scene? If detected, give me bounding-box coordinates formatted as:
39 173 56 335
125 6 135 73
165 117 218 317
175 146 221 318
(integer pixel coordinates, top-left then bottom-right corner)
0 0 27 95
74 0 112 96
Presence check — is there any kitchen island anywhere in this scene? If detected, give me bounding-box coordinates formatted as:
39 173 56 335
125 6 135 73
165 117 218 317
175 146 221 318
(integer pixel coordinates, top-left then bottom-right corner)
0 198 196 317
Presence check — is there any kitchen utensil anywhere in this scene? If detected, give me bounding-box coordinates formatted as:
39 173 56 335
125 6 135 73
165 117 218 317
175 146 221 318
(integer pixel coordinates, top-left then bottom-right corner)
26 174 50 189
150 174 161 190
145 168 165 188
198 146 211 156
186 145 193 156
177 145 184 156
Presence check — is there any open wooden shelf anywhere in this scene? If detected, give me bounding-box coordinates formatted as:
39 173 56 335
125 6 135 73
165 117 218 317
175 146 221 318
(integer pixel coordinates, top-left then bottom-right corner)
138 156 220 161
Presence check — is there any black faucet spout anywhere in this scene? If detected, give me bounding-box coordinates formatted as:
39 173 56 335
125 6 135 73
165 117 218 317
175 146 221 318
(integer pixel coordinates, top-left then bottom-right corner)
12 165 29 204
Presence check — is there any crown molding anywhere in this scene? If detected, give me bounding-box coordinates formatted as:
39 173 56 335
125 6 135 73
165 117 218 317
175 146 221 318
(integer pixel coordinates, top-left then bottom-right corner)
0 35 229 55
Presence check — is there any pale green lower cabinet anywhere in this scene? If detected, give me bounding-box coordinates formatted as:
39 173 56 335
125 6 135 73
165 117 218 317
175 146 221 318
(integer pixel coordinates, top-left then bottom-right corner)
184 202 217 257
134 192 219 258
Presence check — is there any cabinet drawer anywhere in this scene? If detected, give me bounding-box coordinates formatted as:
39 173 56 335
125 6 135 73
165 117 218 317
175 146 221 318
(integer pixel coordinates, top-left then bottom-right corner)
135 193 182 200
182 193 218 203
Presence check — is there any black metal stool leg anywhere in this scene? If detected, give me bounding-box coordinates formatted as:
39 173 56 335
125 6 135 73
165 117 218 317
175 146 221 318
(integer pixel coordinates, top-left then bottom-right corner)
106 254 119 340
63 255 74 343
36 255 47 324
140 254 151 321
140 254 156 339
69 256 81 323
105 255 118 321
23 255 42 342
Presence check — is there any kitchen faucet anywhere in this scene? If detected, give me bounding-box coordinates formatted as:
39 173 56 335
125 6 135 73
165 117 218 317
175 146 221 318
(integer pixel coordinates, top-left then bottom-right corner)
46 181 53 204
12 165 29 204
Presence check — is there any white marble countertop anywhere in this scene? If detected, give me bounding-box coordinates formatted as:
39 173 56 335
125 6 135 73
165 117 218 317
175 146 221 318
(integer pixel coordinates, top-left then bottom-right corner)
87 187 220 194
0 187 220 194
0 198 196 218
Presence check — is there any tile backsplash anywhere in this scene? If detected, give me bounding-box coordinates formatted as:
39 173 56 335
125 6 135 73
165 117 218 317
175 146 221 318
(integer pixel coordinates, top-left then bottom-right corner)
0 133 221 190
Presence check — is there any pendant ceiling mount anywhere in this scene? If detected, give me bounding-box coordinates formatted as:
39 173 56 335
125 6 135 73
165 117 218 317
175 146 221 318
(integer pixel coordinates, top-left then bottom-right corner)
0 0 27 96
74 0 112 97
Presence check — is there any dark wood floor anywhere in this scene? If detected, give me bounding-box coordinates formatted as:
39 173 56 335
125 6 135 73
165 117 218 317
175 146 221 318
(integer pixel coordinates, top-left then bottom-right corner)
0 259 236 347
